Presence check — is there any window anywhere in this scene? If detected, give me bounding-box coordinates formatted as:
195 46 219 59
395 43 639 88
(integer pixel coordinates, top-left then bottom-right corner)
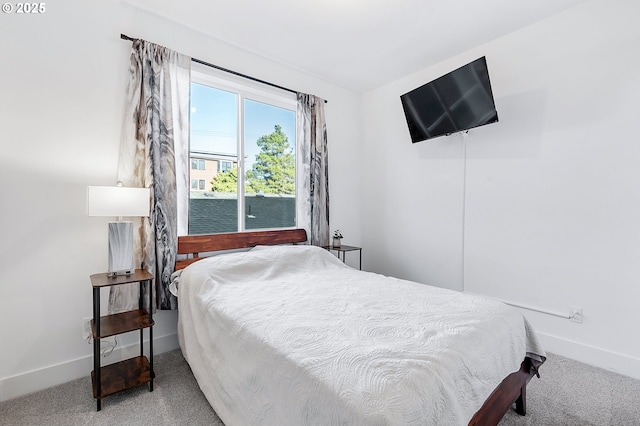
188 65 297 235
217 160 232 173
191 158 205 170
191 179 206 191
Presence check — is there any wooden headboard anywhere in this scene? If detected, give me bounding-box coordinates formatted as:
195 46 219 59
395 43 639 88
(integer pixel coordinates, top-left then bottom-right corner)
175 228 308 270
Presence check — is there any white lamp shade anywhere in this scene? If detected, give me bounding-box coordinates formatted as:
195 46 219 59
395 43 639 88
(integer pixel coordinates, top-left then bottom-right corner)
87 186 150 217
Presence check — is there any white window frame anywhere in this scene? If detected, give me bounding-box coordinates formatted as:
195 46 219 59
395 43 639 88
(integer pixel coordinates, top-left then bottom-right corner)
190 62 298 233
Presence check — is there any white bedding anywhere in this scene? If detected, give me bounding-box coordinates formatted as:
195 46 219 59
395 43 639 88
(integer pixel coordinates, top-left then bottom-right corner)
176 245 545 426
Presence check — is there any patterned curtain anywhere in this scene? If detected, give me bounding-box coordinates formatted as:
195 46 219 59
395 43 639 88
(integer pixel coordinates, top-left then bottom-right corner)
110 39 190 313
296 94 329 246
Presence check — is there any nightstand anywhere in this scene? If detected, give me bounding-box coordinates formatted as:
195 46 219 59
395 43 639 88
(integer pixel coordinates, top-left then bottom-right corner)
89 269 154 411
323 245 362 270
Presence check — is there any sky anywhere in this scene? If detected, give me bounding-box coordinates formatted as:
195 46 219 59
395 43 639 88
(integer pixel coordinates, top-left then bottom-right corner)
190 83 296 169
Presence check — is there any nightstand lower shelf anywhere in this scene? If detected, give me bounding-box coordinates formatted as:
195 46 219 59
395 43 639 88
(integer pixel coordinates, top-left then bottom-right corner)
91 356 154 399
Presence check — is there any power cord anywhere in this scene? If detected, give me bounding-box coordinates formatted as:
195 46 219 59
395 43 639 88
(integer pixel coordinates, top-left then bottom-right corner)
101 336 118 357
85 334 118 357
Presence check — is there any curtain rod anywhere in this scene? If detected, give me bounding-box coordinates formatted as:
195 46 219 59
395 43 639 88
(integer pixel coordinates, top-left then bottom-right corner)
120 34 327 103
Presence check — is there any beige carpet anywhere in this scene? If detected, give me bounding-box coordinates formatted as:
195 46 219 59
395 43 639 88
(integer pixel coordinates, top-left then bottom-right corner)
499 352 640 426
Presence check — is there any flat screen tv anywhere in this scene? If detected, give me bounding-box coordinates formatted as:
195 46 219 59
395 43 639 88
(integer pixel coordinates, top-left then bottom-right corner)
400 56 498 143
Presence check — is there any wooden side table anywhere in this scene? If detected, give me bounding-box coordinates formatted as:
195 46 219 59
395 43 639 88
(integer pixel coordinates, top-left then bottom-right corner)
89 269 155 411
323 245 362 270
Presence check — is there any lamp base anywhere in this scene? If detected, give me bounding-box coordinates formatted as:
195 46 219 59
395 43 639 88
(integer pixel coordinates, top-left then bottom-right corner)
107 269 136 278
108 221 135 276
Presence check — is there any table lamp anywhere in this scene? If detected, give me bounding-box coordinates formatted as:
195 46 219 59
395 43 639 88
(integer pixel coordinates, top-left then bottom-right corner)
87 183 150 277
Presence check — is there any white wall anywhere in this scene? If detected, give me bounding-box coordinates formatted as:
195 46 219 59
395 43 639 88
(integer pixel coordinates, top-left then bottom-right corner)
0 0 361 401
3 0 636 403
362 0 640 379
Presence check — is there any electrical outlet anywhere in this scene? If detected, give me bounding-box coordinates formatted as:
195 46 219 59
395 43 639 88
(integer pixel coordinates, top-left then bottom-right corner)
82 317 93 339
569 307 583 324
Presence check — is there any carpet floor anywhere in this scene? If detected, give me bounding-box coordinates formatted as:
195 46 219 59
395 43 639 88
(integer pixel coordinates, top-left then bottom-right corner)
1 350 639 425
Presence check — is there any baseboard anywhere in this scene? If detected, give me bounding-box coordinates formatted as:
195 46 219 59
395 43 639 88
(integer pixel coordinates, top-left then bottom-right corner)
537 331 640 380
0 332 179 403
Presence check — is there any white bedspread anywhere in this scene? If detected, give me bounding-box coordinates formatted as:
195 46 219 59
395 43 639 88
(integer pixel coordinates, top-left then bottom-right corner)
177 245 545 426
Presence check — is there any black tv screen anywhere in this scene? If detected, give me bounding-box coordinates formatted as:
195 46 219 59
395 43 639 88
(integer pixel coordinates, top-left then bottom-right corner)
400 57 498 143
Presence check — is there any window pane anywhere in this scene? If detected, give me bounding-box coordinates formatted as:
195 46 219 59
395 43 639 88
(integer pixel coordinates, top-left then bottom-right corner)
189 83 238 234
217 160 232 173
243 99 296 230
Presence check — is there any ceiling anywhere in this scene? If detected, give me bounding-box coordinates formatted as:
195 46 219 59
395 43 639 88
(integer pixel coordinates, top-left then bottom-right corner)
123 0 586 92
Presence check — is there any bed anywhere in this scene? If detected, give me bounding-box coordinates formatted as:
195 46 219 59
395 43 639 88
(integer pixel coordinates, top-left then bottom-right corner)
173 229 545 425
